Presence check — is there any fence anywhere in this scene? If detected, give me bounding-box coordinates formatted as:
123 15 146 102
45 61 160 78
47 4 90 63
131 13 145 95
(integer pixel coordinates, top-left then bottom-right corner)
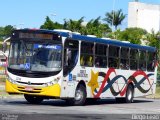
0 56 7 82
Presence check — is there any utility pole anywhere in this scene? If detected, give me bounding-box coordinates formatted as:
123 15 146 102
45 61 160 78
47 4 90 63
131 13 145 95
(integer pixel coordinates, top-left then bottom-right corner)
112 0 116 32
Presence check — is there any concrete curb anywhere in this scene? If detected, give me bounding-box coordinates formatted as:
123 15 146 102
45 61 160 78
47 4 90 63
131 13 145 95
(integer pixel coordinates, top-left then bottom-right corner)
0 95 23 99
0 84 23 99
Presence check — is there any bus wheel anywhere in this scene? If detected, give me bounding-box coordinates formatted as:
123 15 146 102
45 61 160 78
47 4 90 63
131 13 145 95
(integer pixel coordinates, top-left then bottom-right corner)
24 94 43 104
125 84 134 103
66 85 86 106
116 84 134 103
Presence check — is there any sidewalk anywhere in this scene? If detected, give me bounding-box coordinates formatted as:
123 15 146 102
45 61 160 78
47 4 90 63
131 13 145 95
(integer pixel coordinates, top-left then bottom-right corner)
0 84 23 98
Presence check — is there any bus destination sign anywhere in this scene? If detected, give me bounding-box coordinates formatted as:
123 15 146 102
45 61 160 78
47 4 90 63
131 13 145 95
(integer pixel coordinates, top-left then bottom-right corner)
19 32 53 40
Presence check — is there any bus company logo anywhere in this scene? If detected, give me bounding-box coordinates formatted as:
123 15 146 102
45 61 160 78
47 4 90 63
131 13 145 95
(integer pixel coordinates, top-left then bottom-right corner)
34 44 62 50
28 81 31 85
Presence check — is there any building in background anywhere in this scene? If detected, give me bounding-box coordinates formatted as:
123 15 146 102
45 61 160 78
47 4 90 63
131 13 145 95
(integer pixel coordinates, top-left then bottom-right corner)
128 1 160 33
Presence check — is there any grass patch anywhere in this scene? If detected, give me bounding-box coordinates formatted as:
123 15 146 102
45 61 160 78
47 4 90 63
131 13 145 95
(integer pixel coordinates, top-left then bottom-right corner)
0 90 7 96
154 85 160 98
0 90 6 96
156 85 160 95
147 85 160 99
0 76 6 84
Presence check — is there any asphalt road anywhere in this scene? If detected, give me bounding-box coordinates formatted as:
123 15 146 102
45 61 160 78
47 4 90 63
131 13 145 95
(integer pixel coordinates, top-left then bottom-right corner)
0 97 160 120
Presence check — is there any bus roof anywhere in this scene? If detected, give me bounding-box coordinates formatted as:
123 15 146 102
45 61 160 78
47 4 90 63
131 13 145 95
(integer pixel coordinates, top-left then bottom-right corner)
55 30 156 52
16 29 157 52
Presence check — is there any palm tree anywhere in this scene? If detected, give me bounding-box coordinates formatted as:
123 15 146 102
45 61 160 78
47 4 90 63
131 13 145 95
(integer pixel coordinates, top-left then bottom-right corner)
85 16 111 37
103 9 126 30
146 30 160 49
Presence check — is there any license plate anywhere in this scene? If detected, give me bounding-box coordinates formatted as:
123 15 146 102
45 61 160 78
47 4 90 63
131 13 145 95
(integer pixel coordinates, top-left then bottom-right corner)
25 87 33 91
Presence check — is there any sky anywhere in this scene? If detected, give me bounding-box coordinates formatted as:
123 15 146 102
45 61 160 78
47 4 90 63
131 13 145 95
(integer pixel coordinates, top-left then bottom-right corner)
0 0 160 29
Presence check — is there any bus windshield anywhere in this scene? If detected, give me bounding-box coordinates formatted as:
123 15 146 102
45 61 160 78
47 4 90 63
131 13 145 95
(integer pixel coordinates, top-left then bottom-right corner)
8 40 62 72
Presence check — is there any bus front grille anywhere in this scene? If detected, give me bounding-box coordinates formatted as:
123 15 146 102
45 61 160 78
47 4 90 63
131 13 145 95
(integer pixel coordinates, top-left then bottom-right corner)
17 81 44 85
18 90 41 93
17 87 42 93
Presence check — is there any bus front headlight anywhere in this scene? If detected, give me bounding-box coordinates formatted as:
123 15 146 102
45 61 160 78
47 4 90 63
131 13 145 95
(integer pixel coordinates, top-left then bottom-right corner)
44 81 54 87
44 77 61 87
7 75 16 84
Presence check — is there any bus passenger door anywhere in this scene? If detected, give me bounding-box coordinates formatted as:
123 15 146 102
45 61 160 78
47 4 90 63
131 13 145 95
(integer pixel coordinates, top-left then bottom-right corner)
61 39 79 98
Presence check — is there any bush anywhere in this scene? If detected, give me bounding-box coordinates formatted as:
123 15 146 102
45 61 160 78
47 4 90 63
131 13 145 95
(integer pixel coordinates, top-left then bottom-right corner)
157 81 160 86
157 72 160 84
117 27 147 44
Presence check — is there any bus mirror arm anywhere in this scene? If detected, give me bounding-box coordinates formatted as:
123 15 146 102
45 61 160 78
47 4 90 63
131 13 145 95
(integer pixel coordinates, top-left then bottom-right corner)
65 48 69 66
2 42 7 53
2 37 10 53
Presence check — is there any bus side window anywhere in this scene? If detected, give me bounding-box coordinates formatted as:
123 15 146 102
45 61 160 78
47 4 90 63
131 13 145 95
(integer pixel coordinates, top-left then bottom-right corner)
80 41 94 67
87 56 93 67
147 52 155 71
64 49 78 66
108 46 120 68
80 55 85 66
64 48 71 66
130 49 138 70
63 39 79 76
139 50 147 71
95 44 107 68
120 47 129 70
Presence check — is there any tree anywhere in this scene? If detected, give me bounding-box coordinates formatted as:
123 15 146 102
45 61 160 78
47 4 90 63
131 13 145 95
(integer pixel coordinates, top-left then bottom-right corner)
117 27 147 44
63 17 84 32
146 30 160 49
62 17 111 37
0 25 14 41
85 17 111 37
0 27 4 41
3 25 14 38
40 16 63 30
40 16 54 30
40 16 111 38
146 30 160 65
103 9 126 30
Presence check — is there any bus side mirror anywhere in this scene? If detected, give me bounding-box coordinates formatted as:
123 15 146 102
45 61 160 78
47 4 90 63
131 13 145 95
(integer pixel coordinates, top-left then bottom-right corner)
2 37 10 53
2 42 7 53
64 48 69 66
64 48 72 66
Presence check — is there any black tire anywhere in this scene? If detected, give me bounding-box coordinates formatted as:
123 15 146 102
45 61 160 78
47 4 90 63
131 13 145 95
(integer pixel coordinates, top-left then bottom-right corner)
66 85 86 106
125 84 134 103
116 84 134 103
24 94 43 104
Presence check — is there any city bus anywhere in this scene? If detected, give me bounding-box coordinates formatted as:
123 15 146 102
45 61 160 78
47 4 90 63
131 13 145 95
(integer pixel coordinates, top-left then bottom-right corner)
4 29 158 105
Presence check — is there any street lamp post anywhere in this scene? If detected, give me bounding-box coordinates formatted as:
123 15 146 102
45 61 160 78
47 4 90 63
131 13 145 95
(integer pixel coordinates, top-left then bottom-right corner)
19 23 24 29
13 23 24 29
112 0 116 32
157 35 160 63
50 13 57 22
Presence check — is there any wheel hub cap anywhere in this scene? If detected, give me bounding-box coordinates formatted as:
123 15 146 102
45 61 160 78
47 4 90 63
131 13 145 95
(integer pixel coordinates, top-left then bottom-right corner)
75 90 82 101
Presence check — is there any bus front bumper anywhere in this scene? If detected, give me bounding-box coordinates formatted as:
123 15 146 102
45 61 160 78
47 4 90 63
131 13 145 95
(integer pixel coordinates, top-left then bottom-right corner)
5 80 61 97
